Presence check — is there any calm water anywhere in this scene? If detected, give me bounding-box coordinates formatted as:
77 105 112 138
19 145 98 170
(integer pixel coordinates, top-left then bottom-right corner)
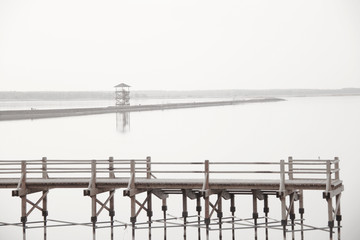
0 96 359 239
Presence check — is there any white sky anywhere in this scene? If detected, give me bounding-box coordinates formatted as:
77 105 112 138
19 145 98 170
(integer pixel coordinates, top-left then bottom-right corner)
0 0 359 91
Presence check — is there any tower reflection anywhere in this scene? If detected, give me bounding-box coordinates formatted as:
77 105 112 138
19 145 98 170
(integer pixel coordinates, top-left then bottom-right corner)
116 112 130 133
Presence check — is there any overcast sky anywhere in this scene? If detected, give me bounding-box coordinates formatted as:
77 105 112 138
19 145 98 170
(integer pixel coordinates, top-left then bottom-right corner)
0 0 359 91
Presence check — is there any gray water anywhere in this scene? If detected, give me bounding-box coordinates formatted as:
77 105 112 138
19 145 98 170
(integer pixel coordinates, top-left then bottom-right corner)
0 96 359 239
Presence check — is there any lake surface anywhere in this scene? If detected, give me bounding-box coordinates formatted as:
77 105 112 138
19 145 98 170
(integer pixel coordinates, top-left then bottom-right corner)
0 96 359 239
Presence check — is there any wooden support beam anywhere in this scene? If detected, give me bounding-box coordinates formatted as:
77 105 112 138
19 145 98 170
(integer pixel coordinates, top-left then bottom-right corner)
130 160 136 240
264 194 269 240
230 194 235 240
253 190 264 201
299 190 304 240
182 190 188 240
204 160 210 240
162 198 167 240
148 190 152 240
109 157 115 240
289 193 296 240
42 157 48 240
218 192 223 240
253 191 258 240
323 186 344 199
185 189 197 200
327 196 334 240
281 194 287 240
196 193 202 240
221 191 231 200
335 193 342 240
153 189 169 200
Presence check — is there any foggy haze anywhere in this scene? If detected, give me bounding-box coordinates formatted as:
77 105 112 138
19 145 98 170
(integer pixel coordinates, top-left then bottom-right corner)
1 0 360 91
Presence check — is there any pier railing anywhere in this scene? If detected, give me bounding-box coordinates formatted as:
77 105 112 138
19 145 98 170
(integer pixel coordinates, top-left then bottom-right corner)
0 156 343 240
0 157 341 190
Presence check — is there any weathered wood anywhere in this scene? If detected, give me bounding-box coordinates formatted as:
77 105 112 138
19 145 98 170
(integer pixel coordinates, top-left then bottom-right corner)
264 194 269 240
252 191 258 240
1 157 343 240
162 198 167 240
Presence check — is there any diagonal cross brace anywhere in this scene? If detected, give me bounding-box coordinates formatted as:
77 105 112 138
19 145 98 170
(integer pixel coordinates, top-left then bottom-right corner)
26 191 48 217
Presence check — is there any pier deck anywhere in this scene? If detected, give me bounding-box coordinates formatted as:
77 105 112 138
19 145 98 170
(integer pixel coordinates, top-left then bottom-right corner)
0 157 343 240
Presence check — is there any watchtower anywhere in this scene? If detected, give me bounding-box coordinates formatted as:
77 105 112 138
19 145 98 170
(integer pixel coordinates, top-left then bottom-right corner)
114 83 131 106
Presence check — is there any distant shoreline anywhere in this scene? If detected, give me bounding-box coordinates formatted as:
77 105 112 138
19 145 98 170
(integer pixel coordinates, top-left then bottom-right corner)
0 88 359 101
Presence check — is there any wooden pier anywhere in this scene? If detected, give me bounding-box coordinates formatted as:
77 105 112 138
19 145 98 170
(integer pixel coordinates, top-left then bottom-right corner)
0 157 343 240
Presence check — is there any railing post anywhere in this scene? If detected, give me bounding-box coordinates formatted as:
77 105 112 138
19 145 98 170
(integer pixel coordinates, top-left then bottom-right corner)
279 160 287 240
334 157 340 180
288 156 294 180
130 160 136 240
42 157 48 240
326 160 334 240
280 160 286 193
146 156 151 179
91 160 97 240
326 160 332 193
109 157 115 240
21 161 27 240
335 157 341 240
204 160 210 240
146 156 153 240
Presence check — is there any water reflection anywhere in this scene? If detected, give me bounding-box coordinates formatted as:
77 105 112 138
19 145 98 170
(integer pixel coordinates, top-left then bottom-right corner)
116 112 130 133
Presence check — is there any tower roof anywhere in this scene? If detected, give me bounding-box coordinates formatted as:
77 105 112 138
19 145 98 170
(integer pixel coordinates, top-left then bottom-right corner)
115 83 131 88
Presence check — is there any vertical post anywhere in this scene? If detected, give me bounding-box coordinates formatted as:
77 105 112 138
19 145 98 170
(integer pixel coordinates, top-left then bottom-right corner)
327 196 334 240
334 157 340 181
162 198 167 240
290 193 295 240
264 194 269 240
218 192 223 240
109 157 115 240
326 160 334 240
146 156 151 179
146 157 152 240
230 194 235 240
91 160 97 240
288 156 294 180
130 160 136 240
299 190 304 240
21 161 27 240
336 194 342 240
281 194 287 240
204 160 210 240
42 157 48 240
334 157 341 240
252 191 258 240
148 191 152 240
326 160 332 193
196 193 202 240
280 160 287 240
182 190 188 240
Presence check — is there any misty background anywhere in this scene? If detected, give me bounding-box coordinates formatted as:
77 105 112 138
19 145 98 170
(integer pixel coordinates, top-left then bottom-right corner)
1 0 360 92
